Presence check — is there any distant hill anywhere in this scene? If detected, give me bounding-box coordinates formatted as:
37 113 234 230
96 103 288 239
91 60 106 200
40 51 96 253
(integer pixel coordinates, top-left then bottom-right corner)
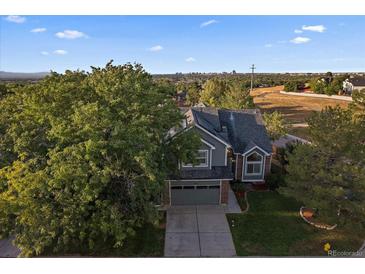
0 71 50 81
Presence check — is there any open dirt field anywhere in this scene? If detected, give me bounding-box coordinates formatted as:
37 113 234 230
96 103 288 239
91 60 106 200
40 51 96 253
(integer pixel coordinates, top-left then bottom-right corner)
251 86 350 124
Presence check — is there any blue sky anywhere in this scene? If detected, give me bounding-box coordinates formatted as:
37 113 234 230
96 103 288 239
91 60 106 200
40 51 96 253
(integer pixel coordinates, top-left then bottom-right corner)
1 16 364 73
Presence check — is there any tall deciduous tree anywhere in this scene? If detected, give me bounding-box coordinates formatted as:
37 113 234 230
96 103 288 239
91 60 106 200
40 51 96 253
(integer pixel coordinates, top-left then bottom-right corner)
200 79 254 110
220 82 254 110
262 111 289 140
186 82 201 106
0 62 200 256
200 78 229 107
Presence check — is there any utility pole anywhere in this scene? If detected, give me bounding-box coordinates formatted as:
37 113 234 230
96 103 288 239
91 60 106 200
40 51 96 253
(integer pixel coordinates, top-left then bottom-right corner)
250 64 256 92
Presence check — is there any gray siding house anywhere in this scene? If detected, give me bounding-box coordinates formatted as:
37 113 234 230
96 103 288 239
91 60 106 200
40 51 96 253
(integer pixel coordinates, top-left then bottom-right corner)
165 107 272 206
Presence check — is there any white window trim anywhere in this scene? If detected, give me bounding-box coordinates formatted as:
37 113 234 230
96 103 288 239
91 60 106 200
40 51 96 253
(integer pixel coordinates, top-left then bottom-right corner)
182 149 209 168
244 152 264 176
242 145 270 156
195 124 231 148
201 138 215 149
235 154 238 180
209 149 212 169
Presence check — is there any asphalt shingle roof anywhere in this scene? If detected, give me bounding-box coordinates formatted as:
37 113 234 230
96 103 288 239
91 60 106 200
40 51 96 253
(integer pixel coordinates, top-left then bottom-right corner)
170 166 234 180
191 107 272 154
349 77 365 87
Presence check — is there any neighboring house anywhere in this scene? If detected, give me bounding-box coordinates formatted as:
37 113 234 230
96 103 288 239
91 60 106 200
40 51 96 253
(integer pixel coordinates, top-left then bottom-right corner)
272 134 310 155
164 107 272 206
343 77 365 94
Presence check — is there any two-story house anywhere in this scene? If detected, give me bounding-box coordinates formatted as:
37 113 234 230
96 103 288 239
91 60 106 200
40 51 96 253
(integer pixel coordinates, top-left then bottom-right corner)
164 107 272 206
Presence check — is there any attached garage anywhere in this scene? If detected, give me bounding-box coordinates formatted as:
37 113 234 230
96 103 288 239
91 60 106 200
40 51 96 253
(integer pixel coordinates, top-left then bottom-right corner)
170 180 221 205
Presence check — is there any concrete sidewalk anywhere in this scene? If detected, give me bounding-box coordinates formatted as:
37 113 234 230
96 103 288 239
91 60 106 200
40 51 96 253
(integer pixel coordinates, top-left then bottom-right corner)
279 91 353 101
164 205 236 257
0 237 20 258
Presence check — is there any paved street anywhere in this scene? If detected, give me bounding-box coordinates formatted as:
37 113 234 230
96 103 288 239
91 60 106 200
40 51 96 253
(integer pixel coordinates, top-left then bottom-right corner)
0 237 20 258
164 205 236 257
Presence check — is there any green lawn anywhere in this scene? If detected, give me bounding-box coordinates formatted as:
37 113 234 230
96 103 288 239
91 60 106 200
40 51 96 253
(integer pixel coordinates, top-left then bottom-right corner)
226 192 364 256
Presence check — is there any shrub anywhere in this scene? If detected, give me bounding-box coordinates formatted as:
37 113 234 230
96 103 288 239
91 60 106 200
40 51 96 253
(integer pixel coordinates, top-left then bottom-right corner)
266 172 285 190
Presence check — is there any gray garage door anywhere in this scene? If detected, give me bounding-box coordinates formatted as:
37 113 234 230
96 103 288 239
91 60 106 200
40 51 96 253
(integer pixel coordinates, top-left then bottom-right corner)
171 184 220 205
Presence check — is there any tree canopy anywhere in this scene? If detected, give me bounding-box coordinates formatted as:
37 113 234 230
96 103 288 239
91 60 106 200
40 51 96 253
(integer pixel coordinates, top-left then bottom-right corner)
219 82 255 109
0 62 200 256
200 78 254 109
186 81 202 106
262 111 289 140
200 78 229 107
279 105 365 227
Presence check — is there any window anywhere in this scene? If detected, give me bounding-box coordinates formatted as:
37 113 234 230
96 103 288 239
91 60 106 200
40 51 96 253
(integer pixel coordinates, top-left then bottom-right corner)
245 152 263 175
182 150 209 168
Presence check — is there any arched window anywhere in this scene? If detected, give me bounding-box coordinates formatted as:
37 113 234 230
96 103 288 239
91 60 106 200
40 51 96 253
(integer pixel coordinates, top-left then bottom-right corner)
245 152 263 175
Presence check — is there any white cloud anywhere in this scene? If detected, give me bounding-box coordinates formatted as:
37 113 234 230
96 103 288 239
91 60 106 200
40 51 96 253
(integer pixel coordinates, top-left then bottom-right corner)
53 49 68 55
290 37 311 44
55 30 88 39
40 51 49 56
264 44 273 48
31 28 47 33
200 19 218 28
294 29 303 34
302 25 326 33
185 57 196 62
148 45 163 52
5 15 26 24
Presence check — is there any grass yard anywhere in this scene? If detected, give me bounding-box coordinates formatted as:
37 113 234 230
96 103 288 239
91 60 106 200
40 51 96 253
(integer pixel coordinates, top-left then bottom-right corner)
226 192 364 256
251 86 350 125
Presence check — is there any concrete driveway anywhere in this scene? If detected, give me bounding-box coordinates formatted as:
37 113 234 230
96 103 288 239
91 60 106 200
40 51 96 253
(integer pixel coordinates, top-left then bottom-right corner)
164 205 236 257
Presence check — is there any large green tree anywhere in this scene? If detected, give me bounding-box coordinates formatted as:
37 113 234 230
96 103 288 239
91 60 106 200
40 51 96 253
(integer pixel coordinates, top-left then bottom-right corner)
200 78 254 109
186 81 202 106
200 78 229 107
279 106 365 227
262 111 289 140
0 62 200 256
220 82 254 110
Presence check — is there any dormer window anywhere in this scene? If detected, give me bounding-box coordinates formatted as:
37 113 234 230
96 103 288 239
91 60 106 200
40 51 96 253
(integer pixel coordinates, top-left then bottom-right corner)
245 152 263 175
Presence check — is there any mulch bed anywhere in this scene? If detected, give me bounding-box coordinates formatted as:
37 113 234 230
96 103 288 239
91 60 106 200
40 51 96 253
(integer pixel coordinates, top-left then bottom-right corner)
300 207 337 230
251 183 269 191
